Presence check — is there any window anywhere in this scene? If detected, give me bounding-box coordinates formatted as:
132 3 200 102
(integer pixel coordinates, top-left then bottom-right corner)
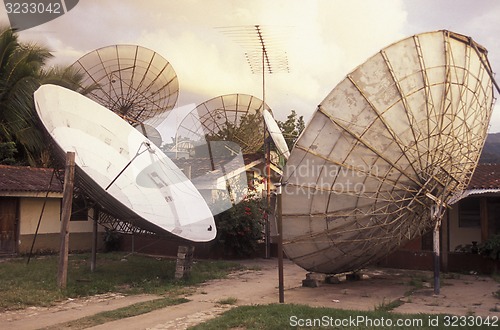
70 196 89 221
421 230 433 251
458 198 481 228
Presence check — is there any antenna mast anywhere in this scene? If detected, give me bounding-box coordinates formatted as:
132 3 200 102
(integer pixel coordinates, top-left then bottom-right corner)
219 24 290 258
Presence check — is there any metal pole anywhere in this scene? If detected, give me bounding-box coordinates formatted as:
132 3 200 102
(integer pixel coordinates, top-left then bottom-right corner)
433 219 441 295
265 138 271 259
276 183 284 303
431 204 443 295
257 25 271 259
27 169 56 265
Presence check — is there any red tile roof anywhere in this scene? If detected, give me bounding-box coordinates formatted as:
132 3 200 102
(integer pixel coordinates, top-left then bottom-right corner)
467 163 500 189
1 162 495 194
0 165 63 193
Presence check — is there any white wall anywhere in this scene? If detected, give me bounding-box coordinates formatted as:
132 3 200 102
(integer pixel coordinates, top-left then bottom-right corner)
19 197 101 235
448 203 482 251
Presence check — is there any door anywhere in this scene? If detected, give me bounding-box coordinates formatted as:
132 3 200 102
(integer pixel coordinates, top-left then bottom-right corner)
0 198 18 254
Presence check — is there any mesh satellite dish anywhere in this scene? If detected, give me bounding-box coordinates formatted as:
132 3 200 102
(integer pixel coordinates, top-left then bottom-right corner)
70 44 179 126
34 84 215 242
175 94 270 213
263 109 290 159
282 30 495 273
177 94 268 155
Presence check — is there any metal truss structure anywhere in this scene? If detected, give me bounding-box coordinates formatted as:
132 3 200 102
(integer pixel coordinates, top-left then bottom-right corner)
282 30 496 274
71 44 179 126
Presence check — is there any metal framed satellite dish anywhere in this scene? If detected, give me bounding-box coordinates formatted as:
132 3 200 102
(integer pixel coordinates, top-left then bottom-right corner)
34 84 215 242
177 94 268 155
281 30 495 274
174 94 269 213
70 44 179 126
263 109 290 159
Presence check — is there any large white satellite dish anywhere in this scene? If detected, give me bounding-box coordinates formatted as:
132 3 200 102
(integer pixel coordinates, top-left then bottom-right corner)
282 30 495 273
262 109 290 159
34 84 215 242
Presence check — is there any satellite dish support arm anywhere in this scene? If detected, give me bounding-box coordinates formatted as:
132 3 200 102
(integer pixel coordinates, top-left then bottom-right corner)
105 141 153 191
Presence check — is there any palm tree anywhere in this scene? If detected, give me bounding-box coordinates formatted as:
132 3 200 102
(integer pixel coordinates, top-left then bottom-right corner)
39 65 98 95
0 26 94 166
0 26 52 165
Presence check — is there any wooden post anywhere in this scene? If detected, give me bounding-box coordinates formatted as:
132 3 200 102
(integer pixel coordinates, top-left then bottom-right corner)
91 207 99 272
276 184 284 303
175 245 194 279
57 152 75 289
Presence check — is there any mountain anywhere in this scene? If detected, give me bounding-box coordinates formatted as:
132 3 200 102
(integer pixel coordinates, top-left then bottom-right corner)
479 133 500 164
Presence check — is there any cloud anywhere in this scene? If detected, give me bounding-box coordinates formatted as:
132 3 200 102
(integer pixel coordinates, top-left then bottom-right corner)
12 0 500 132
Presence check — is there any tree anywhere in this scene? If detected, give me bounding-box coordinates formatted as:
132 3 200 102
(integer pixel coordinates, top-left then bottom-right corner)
276 110 305 151
0 26 52 165
0 141 16 165
205 112 265 155
0 26 93 166
39 65 98 95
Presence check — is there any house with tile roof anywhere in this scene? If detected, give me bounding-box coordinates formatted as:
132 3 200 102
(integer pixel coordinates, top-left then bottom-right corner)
0 151 280 257
0 165 103 255
379 163 500 273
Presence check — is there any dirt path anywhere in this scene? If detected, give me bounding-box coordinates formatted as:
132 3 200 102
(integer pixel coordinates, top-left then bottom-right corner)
1 258 499 329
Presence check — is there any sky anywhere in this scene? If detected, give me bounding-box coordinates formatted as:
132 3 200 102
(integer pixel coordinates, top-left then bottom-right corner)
3 0 500 132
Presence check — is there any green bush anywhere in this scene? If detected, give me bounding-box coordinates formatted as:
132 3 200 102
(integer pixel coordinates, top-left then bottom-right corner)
103 228 122 252
479 235 500 260
214 198 266 257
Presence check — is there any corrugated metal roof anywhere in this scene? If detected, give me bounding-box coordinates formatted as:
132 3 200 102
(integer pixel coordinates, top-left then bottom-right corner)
449 164 500 203
0 165 63 193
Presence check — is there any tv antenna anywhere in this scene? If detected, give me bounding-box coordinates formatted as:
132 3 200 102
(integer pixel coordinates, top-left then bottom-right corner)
219 25 291 257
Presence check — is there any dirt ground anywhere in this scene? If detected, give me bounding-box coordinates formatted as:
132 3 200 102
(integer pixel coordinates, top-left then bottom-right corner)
1 258 499 329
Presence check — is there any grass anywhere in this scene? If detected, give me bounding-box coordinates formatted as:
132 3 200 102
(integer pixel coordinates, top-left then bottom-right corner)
0 252 242 311
189 304 486 330
216 297 238 305
408 274 431 290
374 298 404 312
42 296 189 329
